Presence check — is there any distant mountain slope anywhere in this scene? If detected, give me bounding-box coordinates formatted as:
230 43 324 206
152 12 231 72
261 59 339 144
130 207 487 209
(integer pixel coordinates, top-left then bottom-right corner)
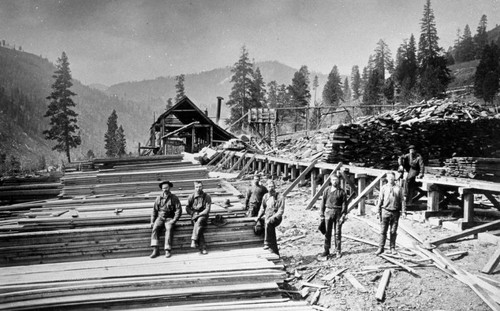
0 46 152 166
106 61 329 122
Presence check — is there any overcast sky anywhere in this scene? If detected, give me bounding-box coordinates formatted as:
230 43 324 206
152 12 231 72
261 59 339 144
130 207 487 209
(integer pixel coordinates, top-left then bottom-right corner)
0 0 498 86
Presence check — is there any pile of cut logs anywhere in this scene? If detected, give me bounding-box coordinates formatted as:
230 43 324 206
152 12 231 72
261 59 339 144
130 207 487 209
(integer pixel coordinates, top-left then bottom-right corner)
325 99 500 169
444 157 500 182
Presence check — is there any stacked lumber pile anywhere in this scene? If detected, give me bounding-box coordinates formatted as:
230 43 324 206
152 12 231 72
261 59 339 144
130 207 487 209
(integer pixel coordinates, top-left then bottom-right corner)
61 163 209 197
92 154 183 169
0 248 314 311
0 174 63 205
444 157 500 181
324 99 500 169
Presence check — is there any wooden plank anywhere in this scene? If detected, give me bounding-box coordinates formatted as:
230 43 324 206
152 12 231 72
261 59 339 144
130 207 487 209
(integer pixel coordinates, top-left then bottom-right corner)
305 163 343 210
206 151 224 166
375 269 392 301
343 272 368 293
228 151 247 173
282 160 319 197
379 254 418 276
343 234 378 247
320 268 347 282
428 219 500 247
346 173 386 214
481 247 500 274
484 193 500 210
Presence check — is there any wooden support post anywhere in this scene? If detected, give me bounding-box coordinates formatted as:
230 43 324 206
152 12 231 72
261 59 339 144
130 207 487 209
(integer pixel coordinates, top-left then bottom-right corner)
481 247 500 274
283 160 318 197
215 151 234 171
375 269 392 301
305 163 343 210
460 187 474 223
311 169 317 197
277 163 282 179
299 167 305 184
236 155 256 179
212 152 229 170
347 173 386 214
356 174 367 216
425 183 440 212
291 165 298 180
270 161 276 177
258 159 263 172
191 126 196 153
340 170 357 195
284 164 290 180
228 152 247 173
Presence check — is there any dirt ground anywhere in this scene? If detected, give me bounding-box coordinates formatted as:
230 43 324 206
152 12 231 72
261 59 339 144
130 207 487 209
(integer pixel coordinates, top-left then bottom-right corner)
231 178 500 311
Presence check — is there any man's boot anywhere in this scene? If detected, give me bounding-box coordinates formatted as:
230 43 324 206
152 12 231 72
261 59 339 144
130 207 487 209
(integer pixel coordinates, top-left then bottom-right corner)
389 233 397 254
149 247 159 258
375 247 384 255
321 248 330 257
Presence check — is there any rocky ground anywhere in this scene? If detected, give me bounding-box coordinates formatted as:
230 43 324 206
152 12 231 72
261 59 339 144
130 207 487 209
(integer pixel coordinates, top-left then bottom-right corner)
231 178 500 311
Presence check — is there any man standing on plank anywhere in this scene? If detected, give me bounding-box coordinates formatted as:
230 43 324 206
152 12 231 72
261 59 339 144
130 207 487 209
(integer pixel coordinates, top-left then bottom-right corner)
320 175 347 259
256 180 285 256
375 172 405 255
398 144 425 206
186 180 212 255
150 180 182 258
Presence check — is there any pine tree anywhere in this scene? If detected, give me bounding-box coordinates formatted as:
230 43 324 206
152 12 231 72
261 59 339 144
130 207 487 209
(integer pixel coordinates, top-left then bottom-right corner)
226 46 254 131
322 65 343 108
43 51 81 163
267 81 279 108
86 149 95 160
351 65 361 100
249 67 266 108
474 43 500 104
393 35 418 104
456 24 475 62
343 77 351 102
474 15 488 59
374 39 394 81
116 125 127 157
288 66 311 131
417 0 451 99
175 74 185 102
104 110 118 157
166 98 173 110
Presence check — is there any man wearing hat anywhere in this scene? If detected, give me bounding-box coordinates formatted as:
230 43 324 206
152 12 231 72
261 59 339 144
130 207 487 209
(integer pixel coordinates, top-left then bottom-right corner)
245 173 268 217
150 181 182 258
398 145 425 206
256 180 285 256
186 180 212 254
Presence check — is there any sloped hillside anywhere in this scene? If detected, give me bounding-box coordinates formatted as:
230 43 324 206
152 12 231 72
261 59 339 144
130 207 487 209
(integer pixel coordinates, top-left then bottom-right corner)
0 46 153 166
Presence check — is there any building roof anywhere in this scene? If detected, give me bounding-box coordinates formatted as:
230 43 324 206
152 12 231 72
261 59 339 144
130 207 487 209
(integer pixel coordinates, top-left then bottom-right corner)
152 96 234 141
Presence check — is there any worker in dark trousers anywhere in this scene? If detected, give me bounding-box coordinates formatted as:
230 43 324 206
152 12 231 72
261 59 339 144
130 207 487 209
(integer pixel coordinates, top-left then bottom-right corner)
256 180 285 256
150 180 182 258
398 144 425 206
375 172 405 255
245 173 268 217
186 180 211 255
320 175 347 258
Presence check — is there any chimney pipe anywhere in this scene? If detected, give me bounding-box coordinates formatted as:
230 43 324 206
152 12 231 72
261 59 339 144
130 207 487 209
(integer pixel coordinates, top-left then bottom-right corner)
216 96 223 124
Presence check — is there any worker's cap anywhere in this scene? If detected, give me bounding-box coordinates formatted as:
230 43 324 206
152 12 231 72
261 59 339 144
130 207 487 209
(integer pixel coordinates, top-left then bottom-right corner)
253 173 261 180
408 145 416 150
158 180 173 189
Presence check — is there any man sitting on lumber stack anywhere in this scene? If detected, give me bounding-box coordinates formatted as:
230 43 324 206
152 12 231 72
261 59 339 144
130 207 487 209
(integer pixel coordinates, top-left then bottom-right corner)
375 172 405 255
186 180 212 255
150 180 182 258
256 180 285 256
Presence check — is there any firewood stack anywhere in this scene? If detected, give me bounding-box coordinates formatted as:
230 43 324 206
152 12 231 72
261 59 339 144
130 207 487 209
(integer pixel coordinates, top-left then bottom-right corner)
325 99 500 170
444 157 500 181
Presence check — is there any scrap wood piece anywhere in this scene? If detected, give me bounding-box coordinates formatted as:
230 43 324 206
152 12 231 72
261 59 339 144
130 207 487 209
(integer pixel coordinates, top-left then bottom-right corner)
379 254 418 276
321 267 347 282
305 162 343 210
344 272 368 293
300 287 310 298
445 250 469 258
309 289 321 305
482 246 500 275
305 268 321 282
312 306 330 311
343 234 378 247
427 219 500 248
300 281 329 289
50 210 69 217
282 159 319 197
280 234 306 244
375 269 392 301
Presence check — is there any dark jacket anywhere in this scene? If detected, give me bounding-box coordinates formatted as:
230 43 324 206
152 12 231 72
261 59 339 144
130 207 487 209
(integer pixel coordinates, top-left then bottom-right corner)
151 193 182 224
320 187 347 216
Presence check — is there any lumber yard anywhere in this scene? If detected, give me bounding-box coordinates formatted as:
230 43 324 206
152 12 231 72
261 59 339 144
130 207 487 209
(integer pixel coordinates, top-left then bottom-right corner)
1 97 500 310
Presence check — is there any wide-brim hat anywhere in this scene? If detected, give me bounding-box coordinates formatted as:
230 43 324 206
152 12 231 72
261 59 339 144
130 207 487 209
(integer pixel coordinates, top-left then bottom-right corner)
158 180 173 189
408 145 416 150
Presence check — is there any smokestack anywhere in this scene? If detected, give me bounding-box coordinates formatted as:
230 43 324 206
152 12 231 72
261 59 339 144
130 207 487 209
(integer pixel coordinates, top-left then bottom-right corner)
216 96 223 124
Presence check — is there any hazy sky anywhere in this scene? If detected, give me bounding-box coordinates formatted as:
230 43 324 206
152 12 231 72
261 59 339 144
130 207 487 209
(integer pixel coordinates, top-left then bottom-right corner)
0 0 498 86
